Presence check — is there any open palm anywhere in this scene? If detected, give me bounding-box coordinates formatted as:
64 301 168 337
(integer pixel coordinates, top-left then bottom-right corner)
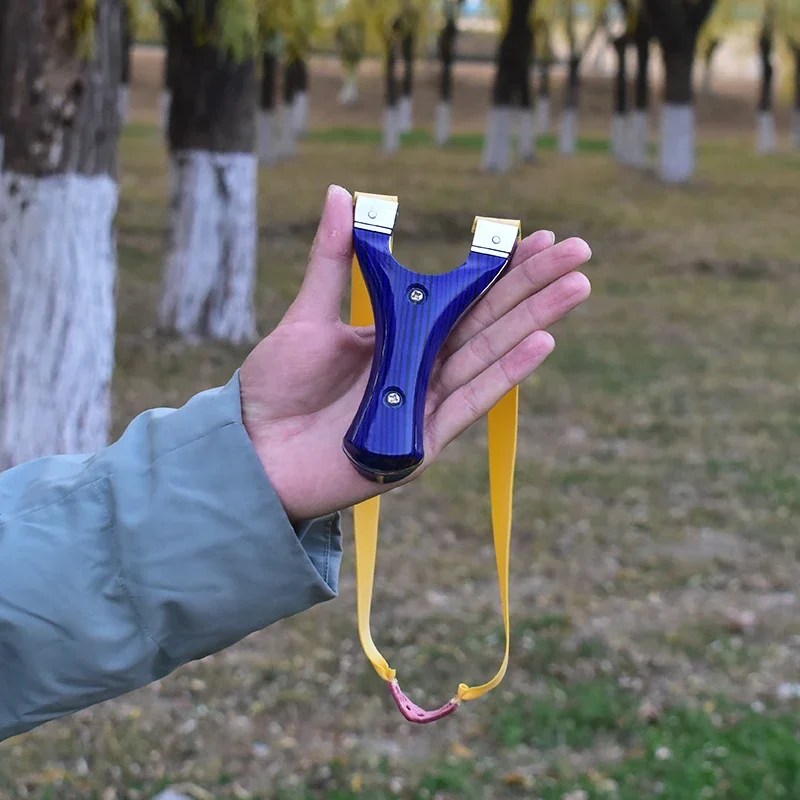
241 186 591 524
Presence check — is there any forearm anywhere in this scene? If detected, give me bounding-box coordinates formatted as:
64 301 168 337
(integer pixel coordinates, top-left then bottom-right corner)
0 372 342 742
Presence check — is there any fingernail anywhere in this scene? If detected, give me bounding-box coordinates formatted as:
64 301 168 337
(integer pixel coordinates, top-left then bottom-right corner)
546 230 556 246
327 184 349 200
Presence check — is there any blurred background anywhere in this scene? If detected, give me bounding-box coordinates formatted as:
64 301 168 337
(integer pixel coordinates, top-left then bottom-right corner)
0 0 799 798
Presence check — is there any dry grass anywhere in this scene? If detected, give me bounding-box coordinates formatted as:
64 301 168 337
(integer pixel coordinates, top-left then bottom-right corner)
1 49 799 800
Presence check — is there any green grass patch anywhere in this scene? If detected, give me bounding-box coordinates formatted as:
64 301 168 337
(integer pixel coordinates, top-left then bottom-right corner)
493 678 640 750
306 127 613 154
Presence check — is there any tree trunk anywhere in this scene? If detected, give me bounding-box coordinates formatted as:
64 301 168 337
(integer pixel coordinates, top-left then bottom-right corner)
537 58 551 134
383 37 400 154
518 33 536 161
436 2 461 146
629 16 651 167
258 50 278 164
559 56 580 155
0 0 122 469
159 16 175 136
293 58 309 135
281 60 299 157
159 5 258 345
646 0 717 183
336 20 364 105
612 36 628 160
399 30 414 132
756 23 775 154
660 45 696 182
119 0 132 123
482 0 534 172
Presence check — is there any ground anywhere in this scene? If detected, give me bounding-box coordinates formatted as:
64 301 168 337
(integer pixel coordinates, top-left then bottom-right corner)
1 49 800 800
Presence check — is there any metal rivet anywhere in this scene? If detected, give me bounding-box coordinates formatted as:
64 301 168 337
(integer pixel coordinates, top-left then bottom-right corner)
384 388 405 407
408 287 427 305
368 208 377 220
492 235 501 245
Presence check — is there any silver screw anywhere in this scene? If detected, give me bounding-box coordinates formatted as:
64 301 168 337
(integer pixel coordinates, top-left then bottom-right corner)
492 235 501 245
368 208 377 220
386 391 402 406
409 288 425 304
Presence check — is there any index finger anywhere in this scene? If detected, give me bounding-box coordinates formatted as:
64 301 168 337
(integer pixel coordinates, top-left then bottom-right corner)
441 235 592 359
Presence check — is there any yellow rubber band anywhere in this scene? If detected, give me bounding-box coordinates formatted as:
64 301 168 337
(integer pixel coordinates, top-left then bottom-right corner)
350 191 520 707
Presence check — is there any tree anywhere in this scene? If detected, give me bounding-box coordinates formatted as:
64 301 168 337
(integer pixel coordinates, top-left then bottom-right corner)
534 16 555 134
628 0 653 167
157 0 259 344
281 56 302 157
384 15 402 152
756 0 776 153
159 11 175 136
482 0 536 172
435 0 465 145
697 0 735 95
644 0 718 183
273 0 319 155
0 0 123 469
258 37 280 164
610 1 633 161
120 0 133 123
398 7 416 132
556 0 607 156
335 5 367 105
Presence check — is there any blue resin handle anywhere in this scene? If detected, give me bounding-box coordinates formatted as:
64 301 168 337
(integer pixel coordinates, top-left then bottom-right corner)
343 206 518 484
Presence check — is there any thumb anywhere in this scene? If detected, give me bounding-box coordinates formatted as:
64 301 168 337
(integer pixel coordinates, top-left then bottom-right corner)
288 184 354 321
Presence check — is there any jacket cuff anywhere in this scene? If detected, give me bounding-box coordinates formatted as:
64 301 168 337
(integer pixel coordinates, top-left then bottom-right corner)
100 370 343 672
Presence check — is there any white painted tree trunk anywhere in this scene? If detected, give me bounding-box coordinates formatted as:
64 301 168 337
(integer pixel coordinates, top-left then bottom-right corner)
756 111 776 154
482 106 512 172
794 109 800 150
628 110 650 167
612 113 626 161
160 91 172 134
659 103 695 183
292 91 309 135
118 85 130 124
536 97 551 135
257 110 278 165
383 105 400 154
518 108 536 161
160 151 257 345
0 173 118 469
280 103 296 158
559 109 578 155
435 102 451 146
339 69 359 105
398 96 413 132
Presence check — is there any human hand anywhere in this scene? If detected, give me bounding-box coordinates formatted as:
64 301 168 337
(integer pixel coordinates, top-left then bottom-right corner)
240 185 591 524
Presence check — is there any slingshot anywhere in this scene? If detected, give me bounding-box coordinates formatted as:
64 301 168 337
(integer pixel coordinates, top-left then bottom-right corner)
345 192 521 723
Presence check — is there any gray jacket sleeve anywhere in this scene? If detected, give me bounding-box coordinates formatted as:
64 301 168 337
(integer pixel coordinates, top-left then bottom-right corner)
0 371 343 742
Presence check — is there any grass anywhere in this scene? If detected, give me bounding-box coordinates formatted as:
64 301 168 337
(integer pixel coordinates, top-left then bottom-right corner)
2 62 800 799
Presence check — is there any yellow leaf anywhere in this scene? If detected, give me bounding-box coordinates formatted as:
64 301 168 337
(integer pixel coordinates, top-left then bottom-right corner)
503 772 530 787
450 742 474 759
351 773 363 792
